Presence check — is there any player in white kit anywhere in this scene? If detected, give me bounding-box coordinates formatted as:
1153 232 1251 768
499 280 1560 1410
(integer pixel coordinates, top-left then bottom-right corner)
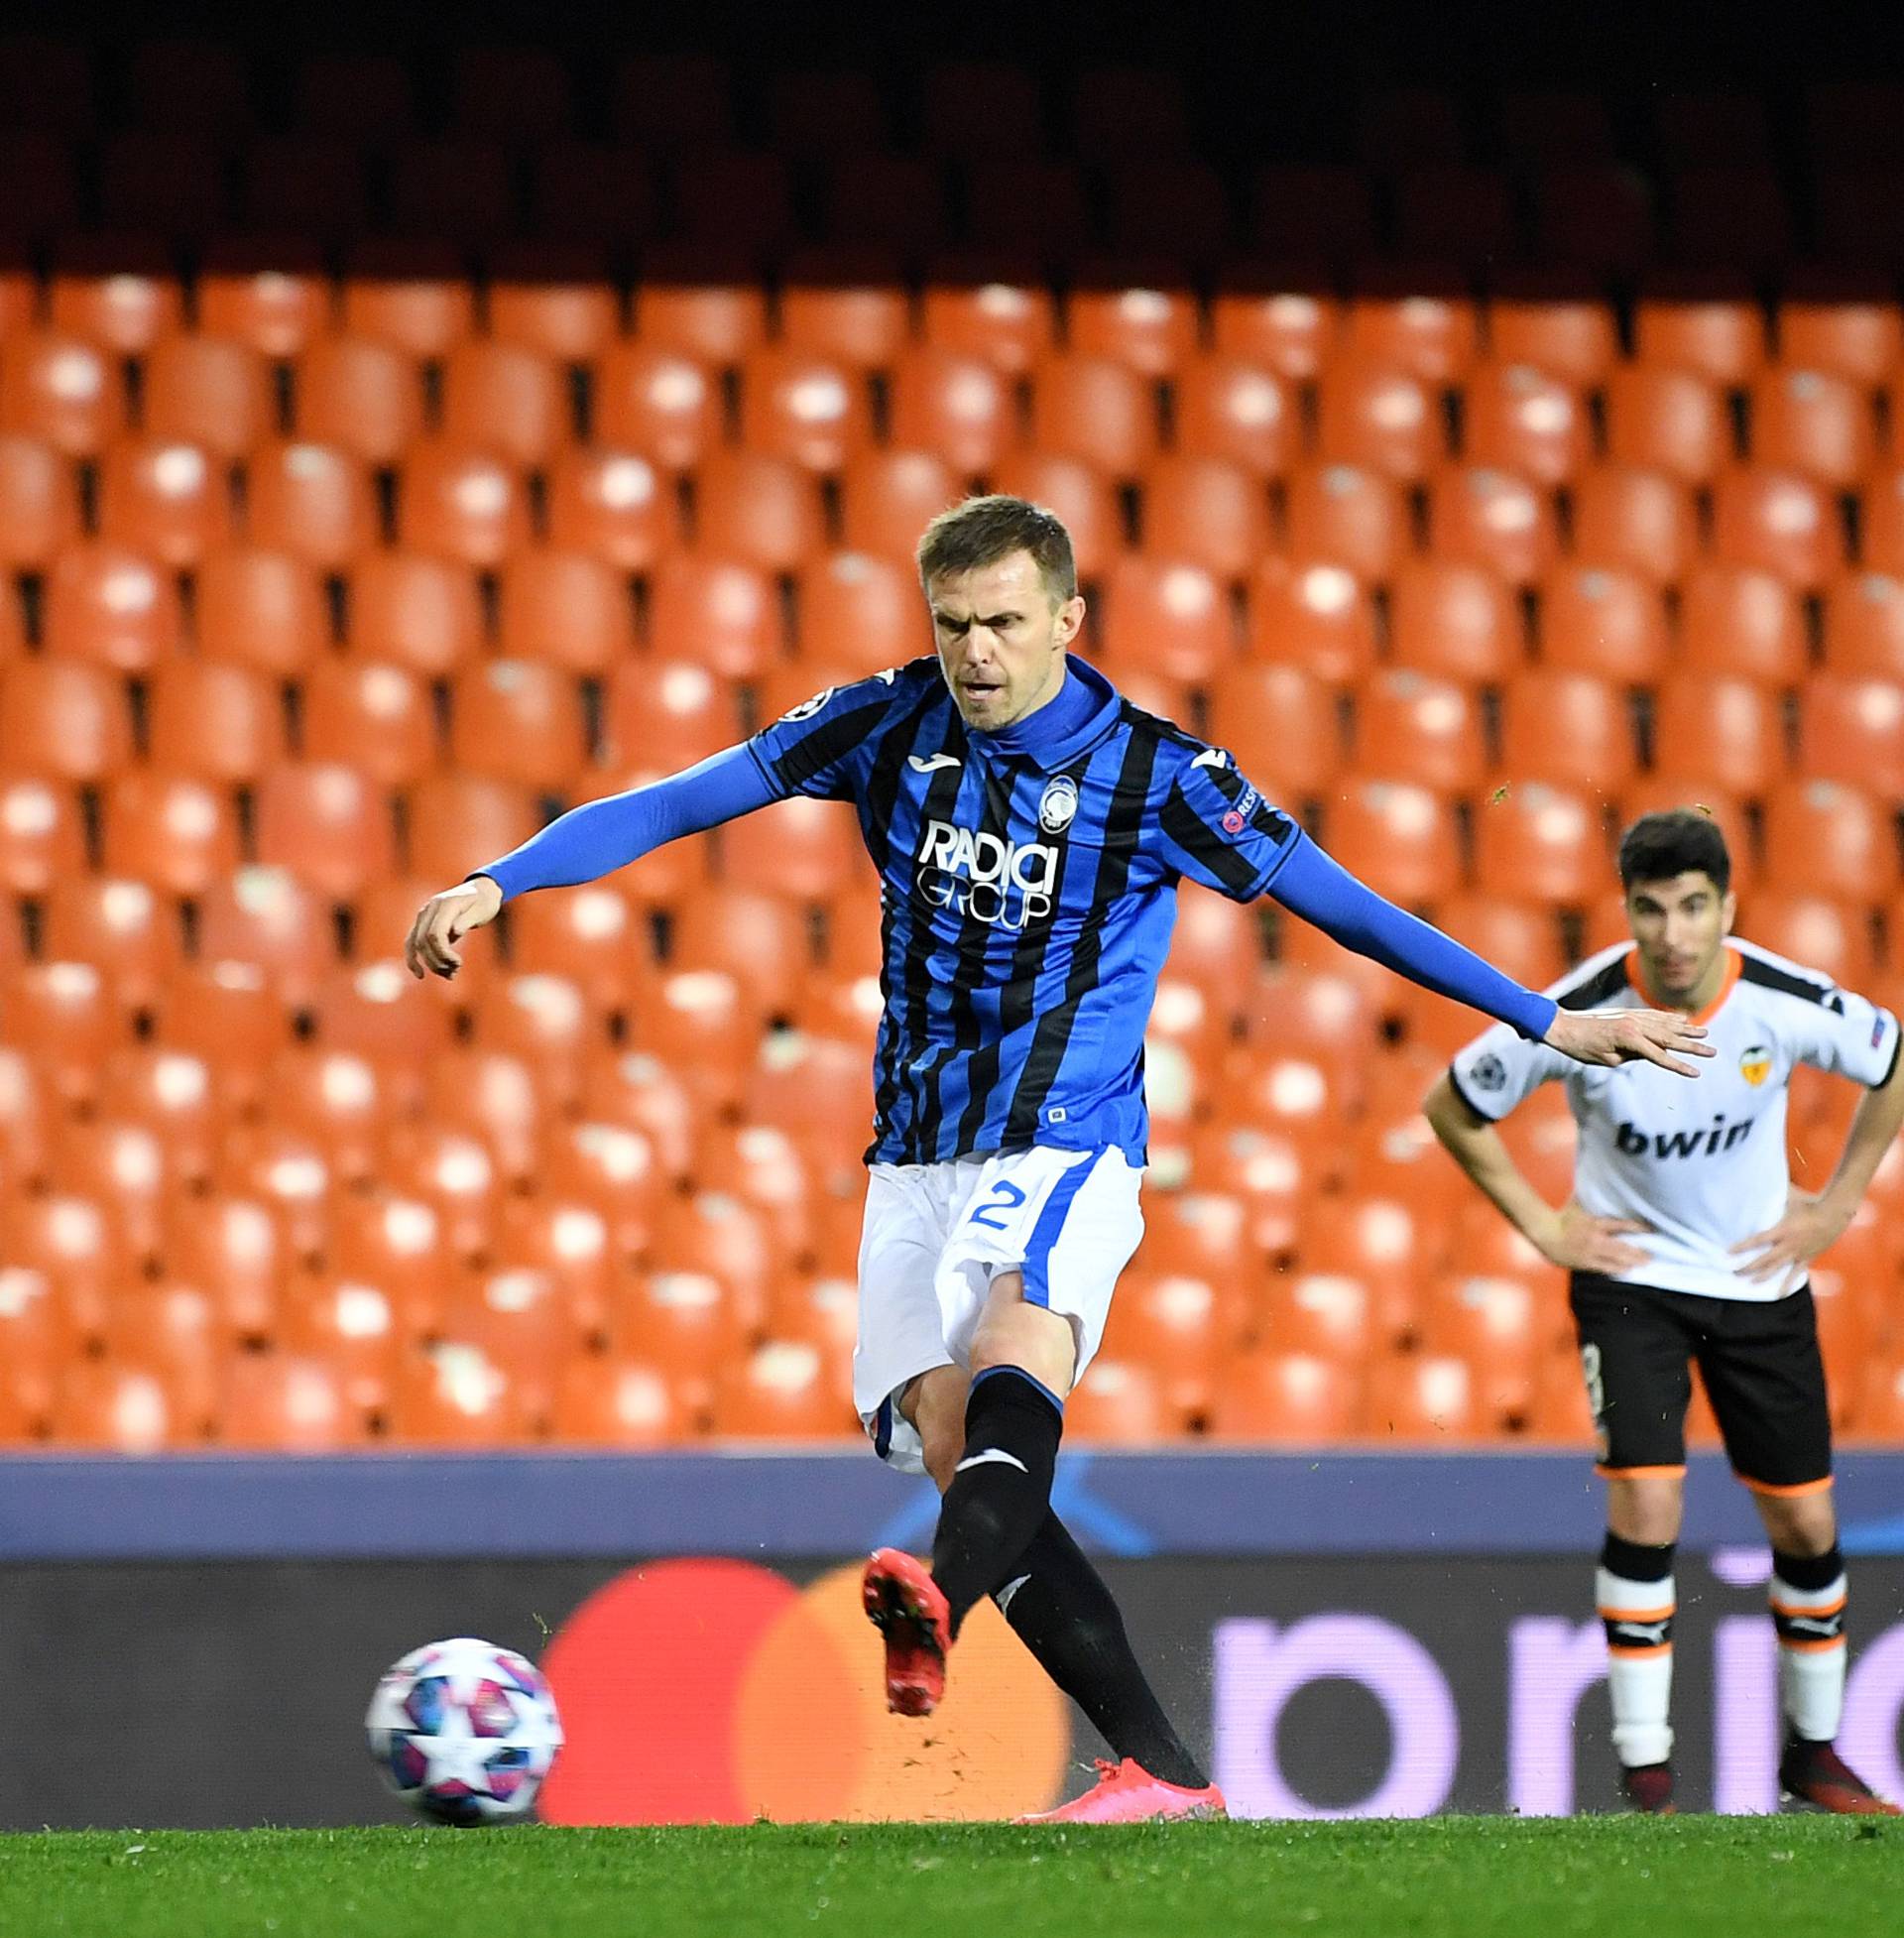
1426 810 1904 1815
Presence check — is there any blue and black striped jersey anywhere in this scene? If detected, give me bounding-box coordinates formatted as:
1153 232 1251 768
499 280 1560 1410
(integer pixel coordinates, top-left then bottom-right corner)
746 656 1298 1167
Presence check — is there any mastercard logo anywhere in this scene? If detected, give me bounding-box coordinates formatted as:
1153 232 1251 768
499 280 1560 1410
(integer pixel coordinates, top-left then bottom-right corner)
536 1557 1070 1823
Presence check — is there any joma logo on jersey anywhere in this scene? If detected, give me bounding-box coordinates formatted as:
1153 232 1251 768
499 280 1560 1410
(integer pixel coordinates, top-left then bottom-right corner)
1615 1115 1758 1159
915 819 1057 929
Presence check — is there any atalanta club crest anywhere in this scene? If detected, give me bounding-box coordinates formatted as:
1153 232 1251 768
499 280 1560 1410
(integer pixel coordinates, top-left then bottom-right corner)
1038 775 1079 833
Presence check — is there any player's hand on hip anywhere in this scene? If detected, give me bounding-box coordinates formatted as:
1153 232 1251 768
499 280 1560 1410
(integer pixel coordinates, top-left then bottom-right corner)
1729 1188 1849 1295
404 875 503 980
1531 1199 1654 1273
1543 1006 1714 1076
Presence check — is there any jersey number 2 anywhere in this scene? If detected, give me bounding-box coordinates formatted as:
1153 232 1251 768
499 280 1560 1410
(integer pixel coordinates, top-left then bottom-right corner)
969 1181 1027 1230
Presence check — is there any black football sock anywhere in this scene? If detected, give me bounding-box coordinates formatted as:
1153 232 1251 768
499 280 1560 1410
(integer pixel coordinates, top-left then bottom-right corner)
998 1511 1210 1791
930 1366 1063 1635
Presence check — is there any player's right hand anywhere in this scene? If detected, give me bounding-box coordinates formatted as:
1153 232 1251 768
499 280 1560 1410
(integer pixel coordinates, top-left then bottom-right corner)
1531 1200 1653 1273
404 875 503 980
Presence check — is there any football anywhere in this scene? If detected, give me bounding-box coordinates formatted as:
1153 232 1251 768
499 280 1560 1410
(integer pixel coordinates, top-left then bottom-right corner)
365 1636 564 1826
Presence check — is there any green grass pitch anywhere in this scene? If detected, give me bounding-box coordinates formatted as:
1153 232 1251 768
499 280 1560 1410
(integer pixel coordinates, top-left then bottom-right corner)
2 1819 1898 1938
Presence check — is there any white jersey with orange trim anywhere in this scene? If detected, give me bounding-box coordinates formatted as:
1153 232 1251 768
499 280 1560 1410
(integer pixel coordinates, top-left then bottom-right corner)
1448 938 1900 1301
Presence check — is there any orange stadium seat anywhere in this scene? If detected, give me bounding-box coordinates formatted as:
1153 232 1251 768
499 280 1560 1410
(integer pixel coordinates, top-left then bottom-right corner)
97 437 232 568
1320 780 1461 904
1463 360 1589 486
1738 893 1877 989
1067 278 1199 380
387 1344 536 1446
346 552 484 675
437 1268 579 1421
1748 367 1875 486
1711 466 1844 590
887 347 1013 476
723 795 862 904
243 438 377 568
1762 779 1899 901
196 237 329 359
312 959 459 1100
549 1354 685 1446
41 878 179 1011
0 332 122 457
544 449 672 572
1472 781 1612 906
505 883 647 1009
794 551 923 671
633 249 769 366
152 961 293 1097
1364 1351 1483 1441
0 960 129 1106
57 1120 172 1265
492 1193 614 1333
692 450 825 572
195 547 327 672
1797 676 1904 797
1487 274 1618 386
50 1361 181 1453
1206 663 1343 798
1208 1350 1361 1442
1315 359 1440 483
195 868 337 1006
0 658 132 780
143 335 271 459
49 236 182 354
601 658 742 774
1027 354 1159 480
218 1354 363 1452
468 972 608 1112
1655 669 1787 795
671 888 809 1015
325 1192 453 1332
484 240 620 362
1569 463 1696 585
1862 469 1904 575
1171 356 1295 479
1534 565 1669 681
831 449 961 566
1209 273 1340 380
43 542 182 669
739 347 872 472
919 262 1056 376
1255 1269 1381 1363
96 772 237 896
1426 465 1558 585
710 1339 855 1440
1680 564 1807 682
1 1187 129 1343
146 659 287 783
292 334 425 466
1352 669 1487 794
277 1272 399 1421
1615 782 1754 895
674 152 797 255
634 557 774 683
1605 364 1728 485
397 439 532 568
985 452 1120 579
0 434 79 567
1822 572 1904 678
495 549 636 675
405 774 541 886
1497 670 1638 791
1777 278 1902 386
778 254 911 371
1141 455 1274 579
1386 558 1520 683
253 764 397 901
1282 464 1404 583
1055 1358 1172 1444
0 1045 47 1183
339 239 476 358
299 659 435 787
1344 272 1479 383
1099 556 1233 683
1421 1273 1543 1425
591 344 718 472
1632 273 1769 386
440 340 570 468
1251 166 1375 259
447 661 589 789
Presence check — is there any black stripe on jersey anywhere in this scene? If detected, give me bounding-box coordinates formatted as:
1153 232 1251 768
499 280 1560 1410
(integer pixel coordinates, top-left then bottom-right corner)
767 691 898 794
1001 715 1162 1145
1739 954 1845 1013
1158 788 1262 897
1556 955 1631 1012
859 683 949 874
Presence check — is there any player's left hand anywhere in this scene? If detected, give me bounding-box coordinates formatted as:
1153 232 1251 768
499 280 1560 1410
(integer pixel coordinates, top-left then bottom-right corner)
1543 1007 1716 1076
1729 1188 1853 1294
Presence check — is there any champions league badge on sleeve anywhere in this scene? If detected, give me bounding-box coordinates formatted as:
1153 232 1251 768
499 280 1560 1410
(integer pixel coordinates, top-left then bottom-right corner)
1038 775 1080 834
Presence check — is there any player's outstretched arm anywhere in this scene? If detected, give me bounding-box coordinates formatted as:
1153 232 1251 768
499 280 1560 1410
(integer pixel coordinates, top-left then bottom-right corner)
403 742 779 980
1423 1073 1653 1273
1265 835 1710 1074
1541 1006 1714 1077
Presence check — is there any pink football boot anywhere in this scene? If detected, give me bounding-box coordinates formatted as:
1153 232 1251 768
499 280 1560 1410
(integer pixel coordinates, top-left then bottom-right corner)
1014 1757 1228 1824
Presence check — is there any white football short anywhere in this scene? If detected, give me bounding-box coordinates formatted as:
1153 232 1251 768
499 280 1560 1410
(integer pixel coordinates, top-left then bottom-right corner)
854 1144 1144 1474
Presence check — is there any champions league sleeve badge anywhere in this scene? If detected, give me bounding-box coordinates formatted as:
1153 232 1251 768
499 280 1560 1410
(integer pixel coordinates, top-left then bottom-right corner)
1037 775 1080 834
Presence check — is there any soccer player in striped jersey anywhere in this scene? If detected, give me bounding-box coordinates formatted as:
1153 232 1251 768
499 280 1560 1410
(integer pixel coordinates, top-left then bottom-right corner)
407 497 1707 1823
1427 810 1904 1816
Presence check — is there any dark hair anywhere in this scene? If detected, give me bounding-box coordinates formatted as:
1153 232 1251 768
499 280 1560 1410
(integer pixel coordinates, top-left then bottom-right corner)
914 494 1078 603
1617 808 1731 895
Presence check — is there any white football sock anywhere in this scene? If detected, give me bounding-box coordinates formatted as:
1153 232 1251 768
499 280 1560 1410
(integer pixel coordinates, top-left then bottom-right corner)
1599 1564 1676 1767
1771 1565 1848 1743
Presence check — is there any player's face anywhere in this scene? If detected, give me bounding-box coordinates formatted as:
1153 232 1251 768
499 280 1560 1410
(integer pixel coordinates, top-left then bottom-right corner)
925 551 1085 731
1625 871 1737 1003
